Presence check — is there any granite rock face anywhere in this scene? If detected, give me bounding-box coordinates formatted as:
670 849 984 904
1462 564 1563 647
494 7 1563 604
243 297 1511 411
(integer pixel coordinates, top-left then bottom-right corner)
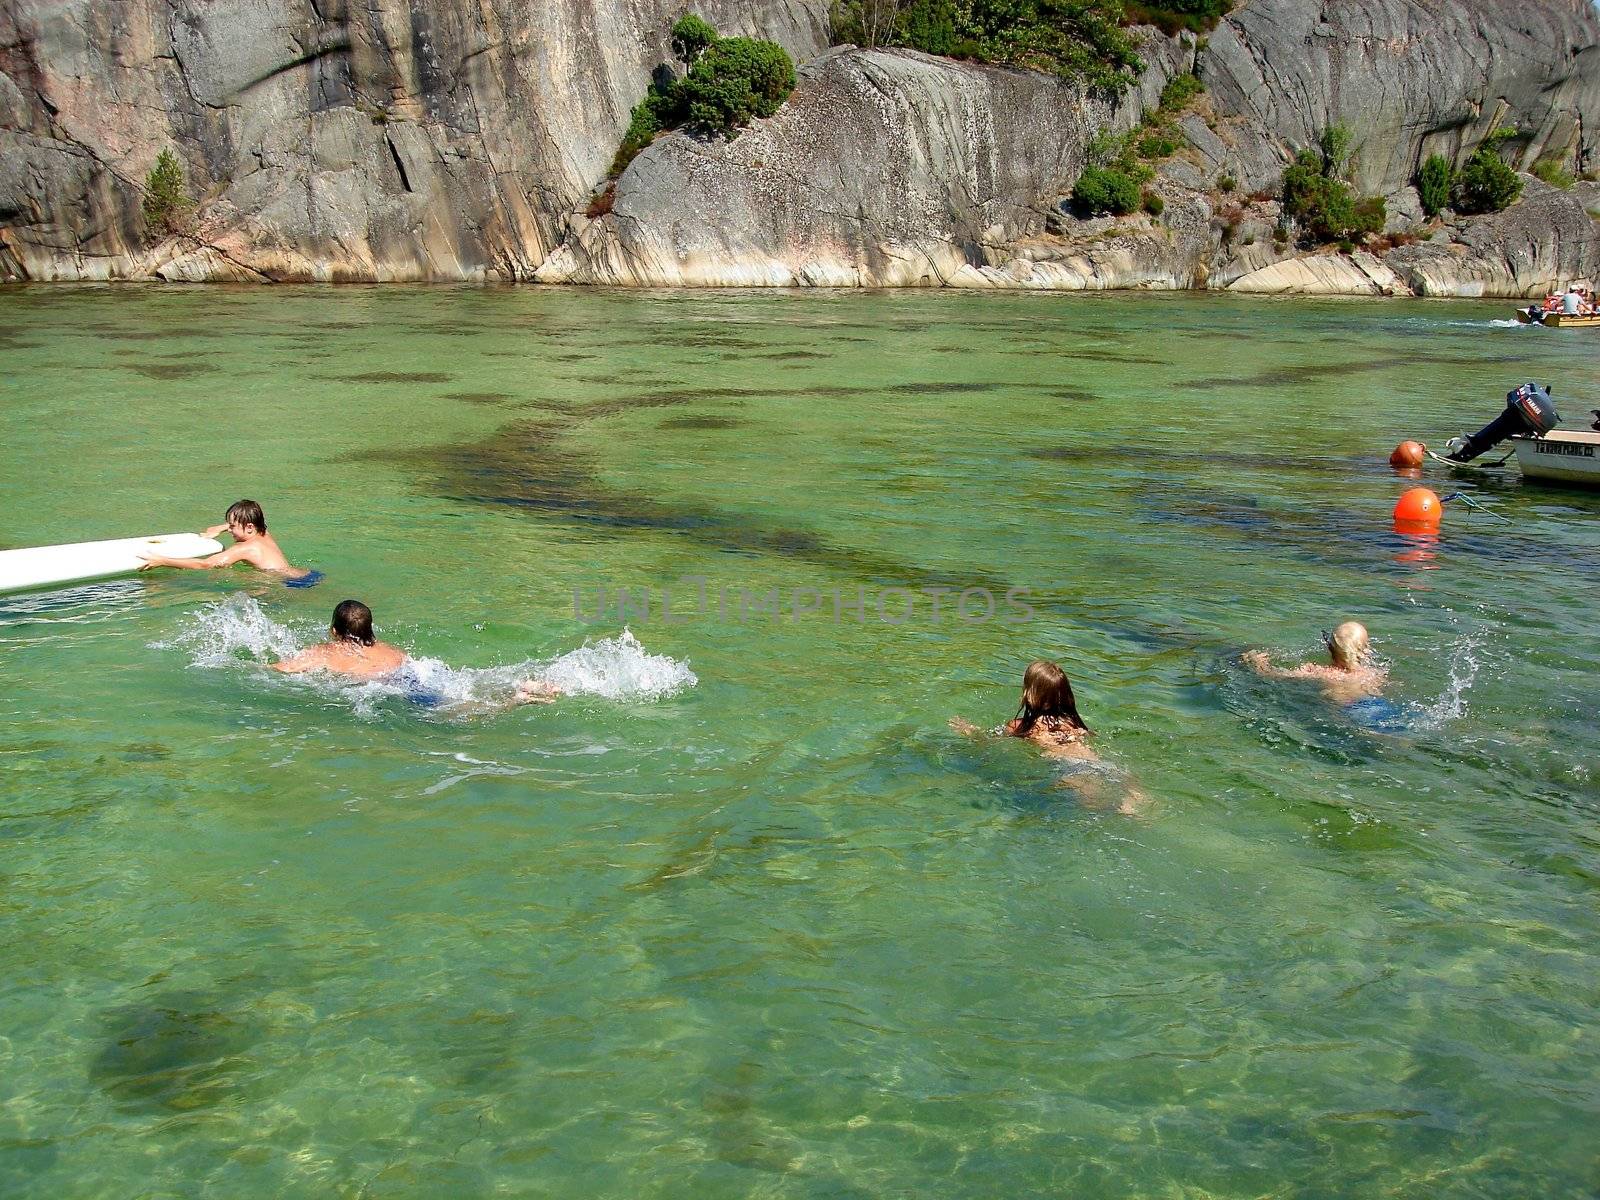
546 0 1600 294
0 0 828 281
536 42 1187 286
2 0 1597 293
1200 0 1600 198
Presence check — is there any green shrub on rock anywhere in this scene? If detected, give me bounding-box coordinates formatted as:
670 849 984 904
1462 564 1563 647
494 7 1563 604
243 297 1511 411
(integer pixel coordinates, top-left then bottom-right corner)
679 37 796 134
1125 0 1232 35
671 14 718 62
1073 166 1141 216
1453 128 1523 214
1530 156 1574 189
831 0 1142 94
1158 72 1203 112
1280 146 1384 245
142 149 192 237
609 17 796 177
1416 153 1454 216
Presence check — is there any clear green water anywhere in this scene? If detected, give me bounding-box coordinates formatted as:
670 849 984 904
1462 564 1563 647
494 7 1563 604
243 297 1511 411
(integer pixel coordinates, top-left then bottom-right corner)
2 286 1598 1198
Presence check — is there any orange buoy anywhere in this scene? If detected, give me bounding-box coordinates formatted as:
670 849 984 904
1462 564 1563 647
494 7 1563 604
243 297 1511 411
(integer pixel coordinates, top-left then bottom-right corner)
1393 486 1442 531
1389 440 1426 468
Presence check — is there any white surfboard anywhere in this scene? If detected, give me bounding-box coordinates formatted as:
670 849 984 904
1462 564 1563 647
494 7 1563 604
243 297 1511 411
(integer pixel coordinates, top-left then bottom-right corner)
0 533 225 595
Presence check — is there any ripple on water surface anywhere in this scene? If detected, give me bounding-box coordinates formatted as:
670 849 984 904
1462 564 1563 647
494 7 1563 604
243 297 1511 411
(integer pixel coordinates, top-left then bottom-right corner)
0 287 1596 1199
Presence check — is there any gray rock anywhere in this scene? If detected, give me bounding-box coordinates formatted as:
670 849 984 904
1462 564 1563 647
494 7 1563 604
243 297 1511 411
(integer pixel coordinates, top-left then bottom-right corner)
1383 176 1600 296
0 0 829 280
2 0 1598 293
536 45 1184 286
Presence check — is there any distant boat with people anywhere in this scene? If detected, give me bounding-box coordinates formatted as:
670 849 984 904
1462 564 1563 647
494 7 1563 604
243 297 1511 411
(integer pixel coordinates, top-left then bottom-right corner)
1515 284 1598 327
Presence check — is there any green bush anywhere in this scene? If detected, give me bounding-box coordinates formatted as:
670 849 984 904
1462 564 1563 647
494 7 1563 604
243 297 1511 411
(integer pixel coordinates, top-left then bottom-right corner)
1137 132 1179 159
1531 156 1575 189
610 18 796 175
1215 172 1237 193
1158 72 1203 113
832 0 1142 93
611 84 677 175
899 0 958 54
1142 190 1165 216
679 37 796 134
1073 166 1141 215
1453 129 1523 214
1124 0 1232 35
1319 123 1353 177
1416 153 1453 216
671 14 718 62
1280 146 1385 244
142 149 191 236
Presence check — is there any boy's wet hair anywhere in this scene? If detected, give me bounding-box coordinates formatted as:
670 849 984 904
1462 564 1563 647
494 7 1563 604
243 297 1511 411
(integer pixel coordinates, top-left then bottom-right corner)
331 600 376 647
225 499 266 533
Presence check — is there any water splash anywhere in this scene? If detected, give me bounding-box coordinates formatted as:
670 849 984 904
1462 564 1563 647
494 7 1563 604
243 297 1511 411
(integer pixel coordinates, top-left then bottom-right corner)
1415 625 1487 729
151 593 303 666
154 596 696 715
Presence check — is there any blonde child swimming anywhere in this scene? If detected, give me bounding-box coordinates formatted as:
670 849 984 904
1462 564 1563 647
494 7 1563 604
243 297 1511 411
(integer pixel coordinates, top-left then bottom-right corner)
1243 620 1387 706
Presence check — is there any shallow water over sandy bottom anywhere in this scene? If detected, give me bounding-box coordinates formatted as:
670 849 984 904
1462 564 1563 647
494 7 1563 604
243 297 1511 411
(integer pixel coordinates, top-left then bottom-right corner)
1 286 1597 1198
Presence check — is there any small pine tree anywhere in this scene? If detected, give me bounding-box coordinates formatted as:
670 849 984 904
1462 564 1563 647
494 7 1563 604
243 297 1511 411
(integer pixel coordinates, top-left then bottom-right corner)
1417 154 1453 216
1453 128 1523 215
142 149 191 236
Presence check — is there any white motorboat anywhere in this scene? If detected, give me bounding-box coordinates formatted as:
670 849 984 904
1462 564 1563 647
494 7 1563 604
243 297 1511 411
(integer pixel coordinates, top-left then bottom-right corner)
1432 383 1600 490
1512 428 1600 486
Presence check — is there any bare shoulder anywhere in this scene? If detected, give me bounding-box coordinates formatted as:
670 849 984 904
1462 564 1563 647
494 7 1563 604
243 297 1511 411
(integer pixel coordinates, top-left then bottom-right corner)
373 642 408 672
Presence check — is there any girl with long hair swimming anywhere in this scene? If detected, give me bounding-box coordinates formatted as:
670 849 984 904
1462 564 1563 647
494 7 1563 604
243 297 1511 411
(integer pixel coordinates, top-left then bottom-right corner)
952 659 1144 813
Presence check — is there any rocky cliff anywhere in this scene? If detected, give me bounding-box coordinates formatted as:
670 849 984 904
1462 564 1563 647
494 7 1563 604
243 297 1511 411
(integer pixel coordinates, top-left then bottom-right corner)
3 0 1598 294
544 0 1600 294
0 0 828 281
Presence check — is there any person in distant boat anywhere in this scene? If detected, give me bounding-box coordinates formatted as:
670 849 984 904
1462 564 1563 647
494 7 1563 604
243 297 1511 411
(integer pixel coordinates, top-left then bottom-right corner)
138 499 312 581
1559 286 1592 317
1243 620 1387 706
951 659 1145 814
271 600 408 679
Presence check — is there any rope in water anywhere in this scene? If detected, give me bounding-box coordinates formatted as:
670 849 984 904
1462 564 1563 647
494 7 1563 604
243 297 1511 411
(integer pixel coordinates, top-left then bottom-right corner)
1439 491 1511 521
1423 447 1515 470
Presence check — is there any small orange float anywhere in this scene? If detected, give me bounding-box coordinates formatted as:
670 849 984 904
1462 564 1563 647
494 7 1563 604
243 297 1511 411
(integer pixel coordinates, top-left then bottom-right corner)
1392 486 1442 533
1389 440 1426 468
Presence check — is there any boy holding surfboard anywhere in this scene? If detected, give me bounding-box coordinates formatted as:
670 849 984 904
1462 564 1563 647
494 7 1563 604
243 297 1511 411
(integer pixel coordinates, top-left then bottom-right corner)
139 499 315 583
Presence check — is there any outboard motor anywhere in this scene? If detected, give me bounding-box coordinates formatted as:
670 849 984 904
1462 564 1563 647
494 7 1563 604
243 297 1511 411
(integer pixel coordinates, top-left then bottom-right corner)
1445 383 1560 462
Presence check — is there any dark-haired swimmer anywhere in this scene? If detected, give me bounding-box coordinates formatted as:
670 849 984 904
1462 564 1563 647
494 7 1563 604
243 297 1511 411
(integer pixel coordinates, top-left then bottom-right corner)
272 600 407 679
952 659 1146 814
140 499 313 582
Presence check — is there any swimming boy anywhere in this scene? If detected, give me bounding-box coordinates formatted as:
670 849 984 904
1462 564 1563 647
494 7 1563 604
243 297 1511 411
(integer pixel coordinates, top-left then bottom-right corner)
1243 620 1386 705
138 499 311 581
269 600 563 715
272 600 408 679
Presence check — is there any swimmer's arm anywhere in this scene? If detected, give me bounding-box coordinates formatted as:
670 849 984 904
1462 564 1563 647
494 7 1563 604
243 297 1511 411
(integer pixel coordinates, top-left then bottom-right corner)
1242 650 1316 680
515 679 561 705
949 718 1022 738
271 648 324 674
200 523 230 539
138 544 250 571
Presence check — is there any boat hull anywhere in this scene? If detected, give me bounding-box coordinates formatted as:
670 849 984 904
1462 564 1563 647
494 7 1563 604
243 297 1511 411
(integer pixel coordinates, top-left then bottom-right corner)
1514 431 1600 486
1538 312 1600 328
